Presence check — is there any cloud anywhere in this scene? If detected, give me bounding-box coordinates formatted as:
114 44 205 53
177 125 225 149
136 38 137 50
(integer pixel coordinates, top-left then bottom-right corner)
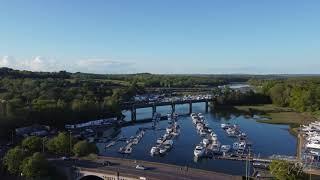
0 56 136 74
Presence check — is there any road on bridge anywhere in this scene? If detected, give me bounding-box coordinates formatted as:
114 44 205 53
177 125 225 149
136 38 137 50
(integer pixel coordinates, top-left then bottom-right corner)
52 156 241 180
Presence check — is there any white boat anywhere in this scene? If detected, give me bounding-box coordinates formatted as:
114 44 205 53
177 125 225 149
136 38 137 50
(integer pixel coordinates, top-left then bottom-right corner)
132 138 139 145
105 141 115 148
211 133 218 141
157 137 165 144
238 141 246 151
163 140 173 145
194 145 205 157
124 147 132 154
199 129 207 136
221 123 227 128
150 146 159 155
233 142 239 150
159 147 167 154
202 138 210 147
220 145 231 152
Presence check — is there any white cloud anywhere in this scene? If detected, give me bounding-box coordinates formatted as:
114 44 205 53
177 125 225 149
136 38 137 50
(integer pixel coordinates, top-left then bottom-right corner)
0 56 136 74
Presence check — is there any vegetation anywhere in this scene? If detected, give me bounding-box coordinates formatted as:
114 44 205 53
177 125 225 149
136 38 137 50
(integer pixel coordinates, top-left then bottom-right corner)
3 146 26 175
20 152 50 179
250 78 320 114
22 136 43 154
269 160 307 180
46 132 75 156
214 87 271 106
2 132 97 179
73 140 98 157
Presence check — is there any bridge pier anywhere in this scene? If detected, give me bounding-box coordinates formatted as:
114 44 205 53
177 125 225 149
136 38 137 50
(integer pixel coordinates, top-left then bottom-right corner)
152 105 157 116
171 103 175 113
131 106 136 122
189 102 192 114
205 101 209 113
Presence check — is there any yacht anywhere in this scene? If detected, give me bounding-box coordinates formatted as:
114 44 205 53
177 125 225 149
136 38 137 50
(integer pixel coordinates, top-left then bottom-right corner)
199 129 207 136
202 138 210 147
157 137 165 144
124 147 132 154
159 146 167 154
194 145 205 157
220 145 231 153
233 142 239 150
150 146 159 155
163 140 173 146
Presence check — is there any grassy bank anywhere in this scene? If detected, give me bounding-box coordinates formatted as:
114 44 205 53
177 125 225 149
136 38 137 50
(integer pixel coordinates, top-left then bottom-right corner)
232 104 317 136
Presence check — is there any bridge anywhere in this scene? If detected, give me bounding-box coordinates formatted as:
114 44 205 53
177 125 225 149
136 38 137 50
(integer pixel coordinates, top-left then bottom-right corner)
72 156 241 180
121 98 215 122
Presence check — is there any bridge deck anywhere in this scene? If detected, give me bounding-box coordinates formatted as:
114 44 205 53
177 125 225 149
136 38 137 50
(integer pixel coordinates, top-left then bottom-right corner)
74 156 242 180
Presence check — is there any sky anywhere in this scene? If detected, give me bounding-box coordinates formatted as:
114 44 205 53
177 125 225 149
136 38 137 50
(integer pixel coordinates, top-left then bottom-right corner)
0 0 320 74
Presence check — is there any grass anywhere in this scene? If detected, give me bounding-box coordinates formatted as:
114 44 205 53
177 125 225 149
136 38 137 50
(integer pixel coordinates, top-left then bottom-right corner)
233 104 317 136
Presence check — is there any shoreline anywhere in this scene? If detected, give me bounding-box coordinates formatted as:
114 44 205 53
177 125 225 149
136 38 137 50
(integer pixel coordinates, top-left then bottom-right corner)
215 104 317 136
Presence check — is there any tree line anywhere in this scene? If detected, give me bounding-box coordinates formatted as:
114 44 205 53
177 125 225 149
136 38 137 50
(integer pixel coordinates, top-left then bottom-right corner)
249 77 320 113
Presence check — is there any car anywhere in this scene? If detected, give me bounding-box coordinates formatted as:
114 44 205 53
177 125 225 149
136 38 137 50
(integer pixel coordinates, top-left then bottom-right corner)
61 156 70 161
102 161 113 166
135 164 147 170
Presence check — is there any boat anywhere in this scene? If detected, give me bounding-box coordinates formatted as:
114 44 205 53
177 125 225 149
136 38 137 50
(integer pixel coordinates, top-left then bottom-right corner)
105 141 115 148
132 138 139 145
163 140 173 146
199 129 207 136
124 147 132 154
233 142 239 150
156 137 164 144
159 147 167 154
150 146 159 155
194 145 205 157
202 138 210 147
220 145 231 153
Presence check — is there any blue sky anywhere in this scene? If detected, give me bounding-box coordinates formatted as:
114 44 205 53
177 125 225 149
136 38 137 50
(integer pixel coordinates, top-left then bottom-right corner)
0 0 319 74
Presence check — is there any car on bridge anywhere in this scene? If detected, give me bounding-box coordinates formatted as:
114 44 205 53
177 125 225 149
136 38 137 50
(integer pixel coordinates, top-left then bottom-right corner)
135 164 147 170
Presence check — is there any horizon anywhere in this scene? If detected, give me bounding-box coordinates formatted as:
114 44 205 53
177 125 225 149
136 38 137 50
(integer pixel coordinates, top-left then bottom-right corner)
1 1 320 74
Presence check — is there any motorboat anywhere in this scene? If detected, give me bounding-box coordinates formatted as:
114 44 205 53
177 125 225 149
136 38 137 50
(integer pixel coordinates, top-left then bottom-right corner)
150 146 159 155
194 145 205 157
157 137 165 144
202 138 210 147
163 140 173 146
125 147 132 154
233 142 239 150
199 129 207 136
159 147 167 154
220 145 231 153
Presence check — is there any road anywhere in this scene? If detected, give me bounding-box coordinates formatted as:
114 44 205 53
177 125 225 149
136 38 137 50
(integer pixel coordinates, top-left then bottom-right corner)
51 156 242 180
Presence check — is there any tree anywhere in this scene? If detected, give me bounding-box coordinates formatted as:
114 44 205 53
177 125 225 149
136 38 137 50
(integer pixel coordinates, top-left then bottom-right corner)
3 146 26 175
22 136 43 154
46 132 74 155
73 140 98 157
269 160 306 180
20 152 49 179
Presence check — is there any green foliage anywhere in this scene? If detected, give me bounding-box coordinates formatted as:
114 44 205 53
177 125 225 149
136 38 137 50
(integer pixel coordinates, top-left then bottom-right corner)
215 87 270 105
73 140 98 157
3 146 26 174
269 160 306 180
22 136 43 154
46 132 75 155
253 78 320 113
20 152 49 179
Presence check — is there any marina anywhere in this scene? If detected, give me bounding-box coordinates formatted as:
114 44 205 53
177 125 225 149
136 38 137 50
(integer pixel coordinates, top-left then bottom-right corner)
96 103 297 176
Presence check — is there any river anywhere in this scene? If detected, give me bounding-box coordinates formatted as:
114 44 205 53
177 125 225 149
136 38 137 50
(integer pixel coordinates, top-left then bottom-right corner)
97 103 296 176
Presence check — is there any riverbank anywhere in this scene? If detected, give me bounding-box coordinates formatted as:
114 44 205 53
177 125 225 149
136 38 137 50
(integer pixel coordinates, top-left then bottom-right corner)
217 104 317 136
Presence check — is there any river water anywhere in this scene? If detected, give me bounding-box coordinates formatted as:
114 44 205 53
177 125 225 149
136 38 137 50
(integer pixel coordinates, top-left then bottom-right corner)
97 103 296 176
